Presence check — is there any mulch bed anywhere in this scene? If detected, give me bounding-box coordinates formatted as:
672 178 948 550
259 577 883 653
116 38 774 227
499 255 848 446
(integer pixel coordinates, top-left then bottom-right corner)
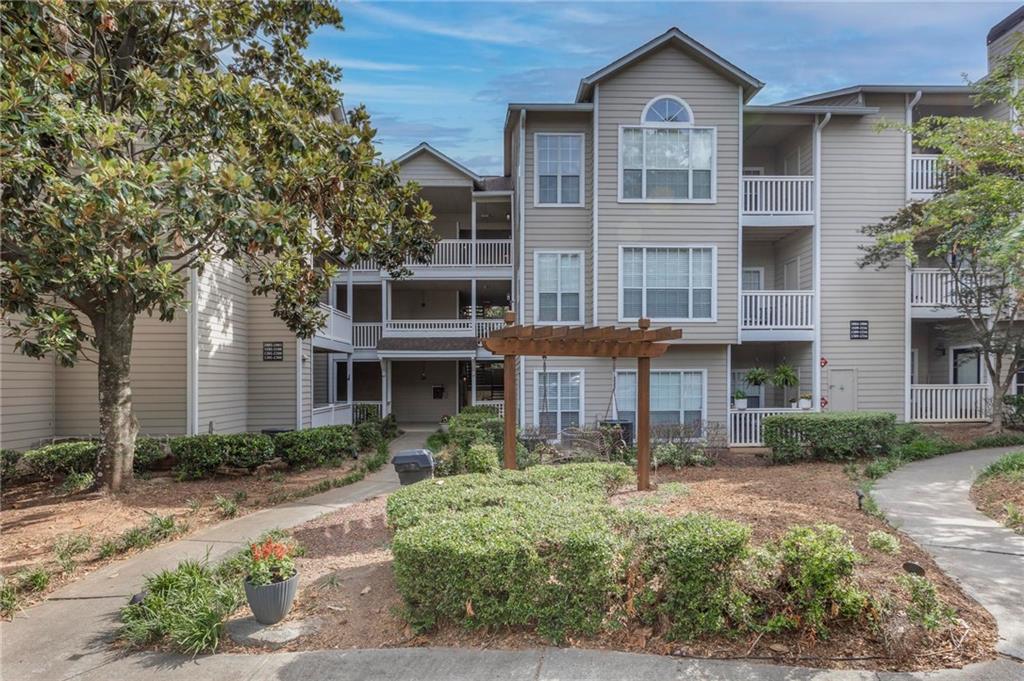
970 474 1024 534
225 452 998 672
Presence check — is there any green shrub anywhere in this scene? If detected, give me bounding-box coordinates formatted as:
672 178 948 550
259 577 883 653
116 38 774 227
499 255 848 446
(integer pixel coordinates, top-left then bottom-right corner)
273 426 356 469
653 442 715 468
425 429 449 453
1 449 22 481
0 578 18 618
625 512 751 639
171 433 275 479
354 420 384 451
459 442 499 474
133 437 166 473
775 524 867 635
18 568 50 593
59 471 95 495
381 414 399 440
977 450 1024 482
867 530 901 555
891 434 959 462
972 432 1024 449
53 533 92 573
763 412 897 464
899 574 956 630
1003 394 1024 428
22 441 98 478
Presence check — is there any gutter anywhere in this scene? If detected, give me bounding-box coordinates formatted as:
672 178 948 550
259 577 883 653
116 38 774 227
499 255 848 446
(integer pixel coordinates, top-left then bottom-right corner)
592 85 599 326
812 112 831 413
904 91 922 422
518 108 526 430
187 269 199 435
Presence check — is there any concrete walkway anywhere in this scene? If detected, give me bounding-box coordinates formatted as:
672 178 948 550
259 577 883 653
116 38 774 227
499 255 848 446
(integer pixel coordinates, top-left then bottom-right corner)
873 446 1024 661
0 427 431 681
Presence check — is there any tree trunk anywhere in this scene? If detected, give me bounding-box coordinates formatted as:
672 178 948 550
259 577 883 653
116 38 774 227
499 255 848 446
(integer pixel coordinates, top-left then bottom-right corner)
991 392 1004 432
92 296 138 492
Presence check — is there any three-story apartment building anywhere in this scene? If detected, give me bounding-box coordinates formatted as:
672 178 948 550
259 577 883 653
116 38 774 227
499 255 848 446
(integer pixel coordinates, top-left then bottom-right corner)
3 10 1022 450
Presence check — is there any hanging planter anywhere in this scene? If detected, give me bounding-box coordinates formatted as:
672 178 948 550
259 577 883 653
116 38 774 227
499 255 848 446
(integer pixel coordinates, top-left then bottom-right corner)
244 538 298 625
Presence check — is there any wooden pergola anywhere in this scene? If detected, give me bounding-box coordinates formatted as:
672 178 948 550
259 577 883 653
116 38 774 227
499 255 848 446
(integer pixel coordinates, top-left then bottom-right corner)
482 312 682 491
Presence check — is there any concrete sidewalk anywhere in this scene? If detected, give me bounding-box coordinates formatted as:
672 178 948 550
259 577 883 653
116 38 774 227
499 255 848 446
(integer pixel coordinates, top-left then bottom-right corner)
0 428 427 681
873 446 1024 661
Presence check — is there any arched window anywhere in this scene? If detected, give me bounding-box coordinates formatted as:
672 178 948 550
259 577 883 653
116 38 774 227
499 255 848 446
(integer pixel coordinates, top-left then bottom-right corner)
641 96 693 125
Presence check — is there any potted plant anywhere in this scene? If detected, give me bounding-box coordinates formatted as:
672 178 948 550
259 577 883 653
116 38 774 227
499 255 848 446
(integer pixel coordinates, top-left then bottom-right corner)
744 367 770 391
244 538 298 625
771 364 800 407
799 392 813 410
733 389 748 410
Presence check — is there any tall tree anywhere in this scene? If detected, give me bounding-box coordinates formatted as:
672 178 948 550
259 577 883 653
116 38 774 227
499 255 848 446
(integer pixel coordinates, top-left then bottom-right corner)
860 41 1024 430
1 0 435 490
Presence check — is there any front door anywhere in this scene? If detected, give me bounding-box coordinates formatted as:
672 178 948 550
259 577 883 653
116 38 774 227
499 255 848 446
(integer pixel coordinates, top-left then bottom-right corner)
952 347 981 384
829 369 857 411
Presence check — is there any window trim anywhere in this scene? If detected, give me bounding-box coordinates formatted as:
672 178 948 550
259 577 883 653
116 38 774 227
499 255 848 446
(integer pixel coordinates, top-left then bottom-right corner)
640 96 695 127
533 132 586 208
617 244 718 323
617 124 717 204
533 249 585 325
533 368 585 439
614 368 708 436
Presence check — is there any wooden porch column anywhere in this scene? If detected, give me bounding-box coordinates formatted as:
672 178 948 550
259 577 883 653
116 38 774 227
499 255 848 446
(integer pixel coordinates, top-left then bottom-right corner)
502 310 517 469
636 318 651 491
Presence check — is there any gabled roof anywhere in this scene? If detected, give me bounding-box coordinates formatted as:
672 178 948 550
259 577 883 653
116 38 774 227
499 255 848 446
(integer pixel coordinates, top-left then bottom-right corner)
575 27 764 103
988 6 1024 45
745 104 879 116
393 142 481 182
777 85 975 107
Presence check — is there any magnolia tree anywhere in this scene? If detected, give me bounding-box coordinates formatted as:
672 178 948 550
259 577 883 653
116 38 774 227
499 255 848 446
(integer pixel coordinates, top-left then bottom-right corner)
860 42 1024 430
1 1 435 491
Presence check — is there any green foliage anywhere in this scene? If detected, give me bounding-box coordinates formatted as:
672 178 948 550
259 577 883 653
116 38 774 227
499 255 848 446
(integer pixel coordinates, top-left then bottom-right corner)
867 531 901 555
1 449 21 481
770 364 799 390
354 420 384 452
775 525 867 635
170 434 275 479
214 495 239 519
273 426 357 469
898 575 956 631
977 450 1024 482
133 437 166 473
653 441 715 468
22 441 98 478
744 368 770 386
53 534 92 573
0 578 18 619
763 412 897 464
18 568 50 593
425 429 449 453
100 513 185 558
1003 394 1024 428
972 432 1024 449
1003 501 1024 532
59 471 95 495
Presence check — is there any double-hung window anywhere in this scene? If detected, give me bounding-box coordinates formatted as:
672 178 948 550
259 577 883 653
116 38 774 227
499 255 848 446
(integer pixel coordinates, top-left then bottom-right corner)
536 370 582 436
621 246 714 320
615 370 705 428
535 252 582 323
536 133 583 206
620 97 714 201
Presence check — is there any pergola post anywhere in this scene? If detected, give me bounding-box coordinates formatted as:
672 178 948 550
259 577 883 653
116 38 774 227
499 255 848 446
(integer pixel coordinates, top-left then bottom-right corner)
502 310 517 469
636 318 651 491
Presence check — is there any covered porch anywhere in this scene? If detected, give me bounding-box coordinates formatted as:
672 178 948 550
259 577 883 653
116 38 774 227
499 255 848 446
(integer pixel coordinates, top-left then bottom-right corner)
741 228 814 340
728 341 815 446
910 320 992 422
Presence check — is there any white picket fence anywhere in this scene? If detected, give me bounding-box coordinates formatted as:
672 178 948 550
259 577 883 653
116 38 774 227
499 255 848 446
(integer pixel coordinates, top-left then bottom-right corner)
910 385 991 422
728 408 801 446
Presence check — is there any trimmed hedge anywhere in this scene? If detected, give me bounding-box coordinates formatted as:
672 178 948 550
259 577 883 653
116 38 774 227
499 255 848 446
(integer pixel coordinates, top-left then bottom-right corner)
22 441 98 478
170 434 275 479
763 412 897 464
1 449 22 480
133 437 167 473
273 425 357 469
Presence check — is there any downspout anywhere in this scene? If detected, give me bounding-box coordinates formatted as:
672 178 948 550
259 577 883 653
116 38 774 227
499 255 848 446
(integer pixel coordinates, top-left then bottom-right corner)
812 112 831 413
736 85 744 347
187 269 199 435
904 91 922 422
518 108 526 429
592 85 600 326
295 338 303 430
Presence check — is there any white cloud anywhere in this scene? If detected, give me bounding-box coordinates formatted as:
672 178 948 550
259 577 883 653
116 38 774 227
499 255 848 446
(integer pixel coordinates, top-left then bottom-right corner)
331 57 420 72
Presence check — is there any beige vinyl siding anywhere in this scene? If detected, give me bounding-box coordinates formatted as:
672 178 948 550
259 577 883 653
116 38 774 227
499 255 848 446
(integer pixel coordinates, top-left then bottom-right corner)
246 293 298 432
522 112 593 325
0 334 55 450
399 152 474 187
196 260 248 433
819 94 907 415
912 320 1015 386
390 360 458 422
595 46 740 342
522 345 727 431
55 313 187 437
774 230 813 290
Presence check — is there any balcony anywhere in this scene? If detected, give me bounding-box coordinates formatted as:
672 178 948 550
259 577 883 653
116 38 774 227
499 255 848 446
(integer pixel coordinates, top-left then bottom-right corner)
351 319 503 349
910 384 991 423
910 154 947 197
910 268 999 317
313 303 352 350
740 290 814 340
729 408 804 447
742 176 814 226
349 239 512 272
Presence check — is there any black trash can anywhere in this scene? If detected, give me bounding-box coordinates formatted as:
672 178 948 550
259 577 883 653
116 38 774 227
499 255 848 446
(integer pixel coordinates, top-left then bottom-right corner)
599 419 634 445
392 449 435 486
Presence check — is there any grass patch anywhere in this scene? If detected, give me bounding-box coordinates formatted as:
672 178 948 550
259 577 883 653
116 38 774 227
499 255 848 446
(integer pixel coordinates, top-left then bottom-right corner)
53 534 92 573
977 450 1024 482
867 530 901 555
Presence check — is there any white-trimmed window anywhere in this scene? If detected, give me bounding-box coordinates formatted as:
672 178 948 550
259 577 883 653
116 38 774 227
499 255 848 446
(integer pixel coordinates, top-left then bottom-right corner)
535 251 583 323
620 97 714 202
615 369 706 427
1014 360 1023 396
620 246 715 321
535 369 583 436
535 133 583 206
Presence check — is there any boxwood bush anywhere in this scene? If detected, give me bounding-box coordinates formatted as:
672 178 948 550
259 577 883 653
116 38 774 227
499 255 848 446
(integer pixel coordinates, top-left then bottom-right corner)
133 437 167 473
273 425 357 469
763 412 897 464
22 441 98 478
1 449 22 480
170 433 275 479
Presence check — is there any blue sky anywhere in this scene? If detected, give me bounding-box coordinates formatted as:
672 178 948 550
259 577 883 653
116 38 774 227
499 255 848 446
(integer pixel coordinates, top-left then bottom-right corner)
307 1 1019 175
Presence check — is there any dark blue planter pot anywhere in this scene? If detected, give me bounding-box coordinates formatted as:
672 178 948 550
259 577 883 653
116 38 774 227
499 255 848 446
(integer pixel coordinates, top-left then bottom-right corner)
244 573 298 625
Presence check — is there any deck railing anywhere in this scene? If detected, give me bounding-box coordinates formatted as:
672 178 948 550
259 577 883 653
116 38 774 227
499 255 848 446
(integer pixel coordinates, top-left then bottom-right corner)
353 401 383 424
473 400 505 417
910 268 1000 308
741 291 814 329
729 408 802 446
384 319 475 336
910 154 947 194
315 303 352 344
353 322 382 349
352 239 513 270
475 319 504 338
910 384 991 422
742 176 814 215
311 402 353 427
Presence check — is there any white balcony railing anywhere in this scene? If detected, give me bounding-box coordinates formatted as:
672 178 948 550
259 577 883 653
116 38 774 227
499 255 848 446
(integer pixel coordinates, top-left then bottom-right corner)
475 240 513 266
474 399 505 417
475 319 505 338
316 303 352 344
910 154 947 194
384 319 475 336
743 176 814 215
353 401 383 423
910 268 1000 308
729 408 802 446
910 384 991 422
353 322 382 349
741 291 814 329
312 402 353 428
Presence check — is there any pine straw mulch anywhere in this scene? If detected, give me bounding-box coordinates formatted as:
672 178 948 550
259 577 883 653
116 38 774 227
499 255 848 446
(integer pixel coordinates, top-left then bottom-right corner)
970 471 1024 534
225 453 998 672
